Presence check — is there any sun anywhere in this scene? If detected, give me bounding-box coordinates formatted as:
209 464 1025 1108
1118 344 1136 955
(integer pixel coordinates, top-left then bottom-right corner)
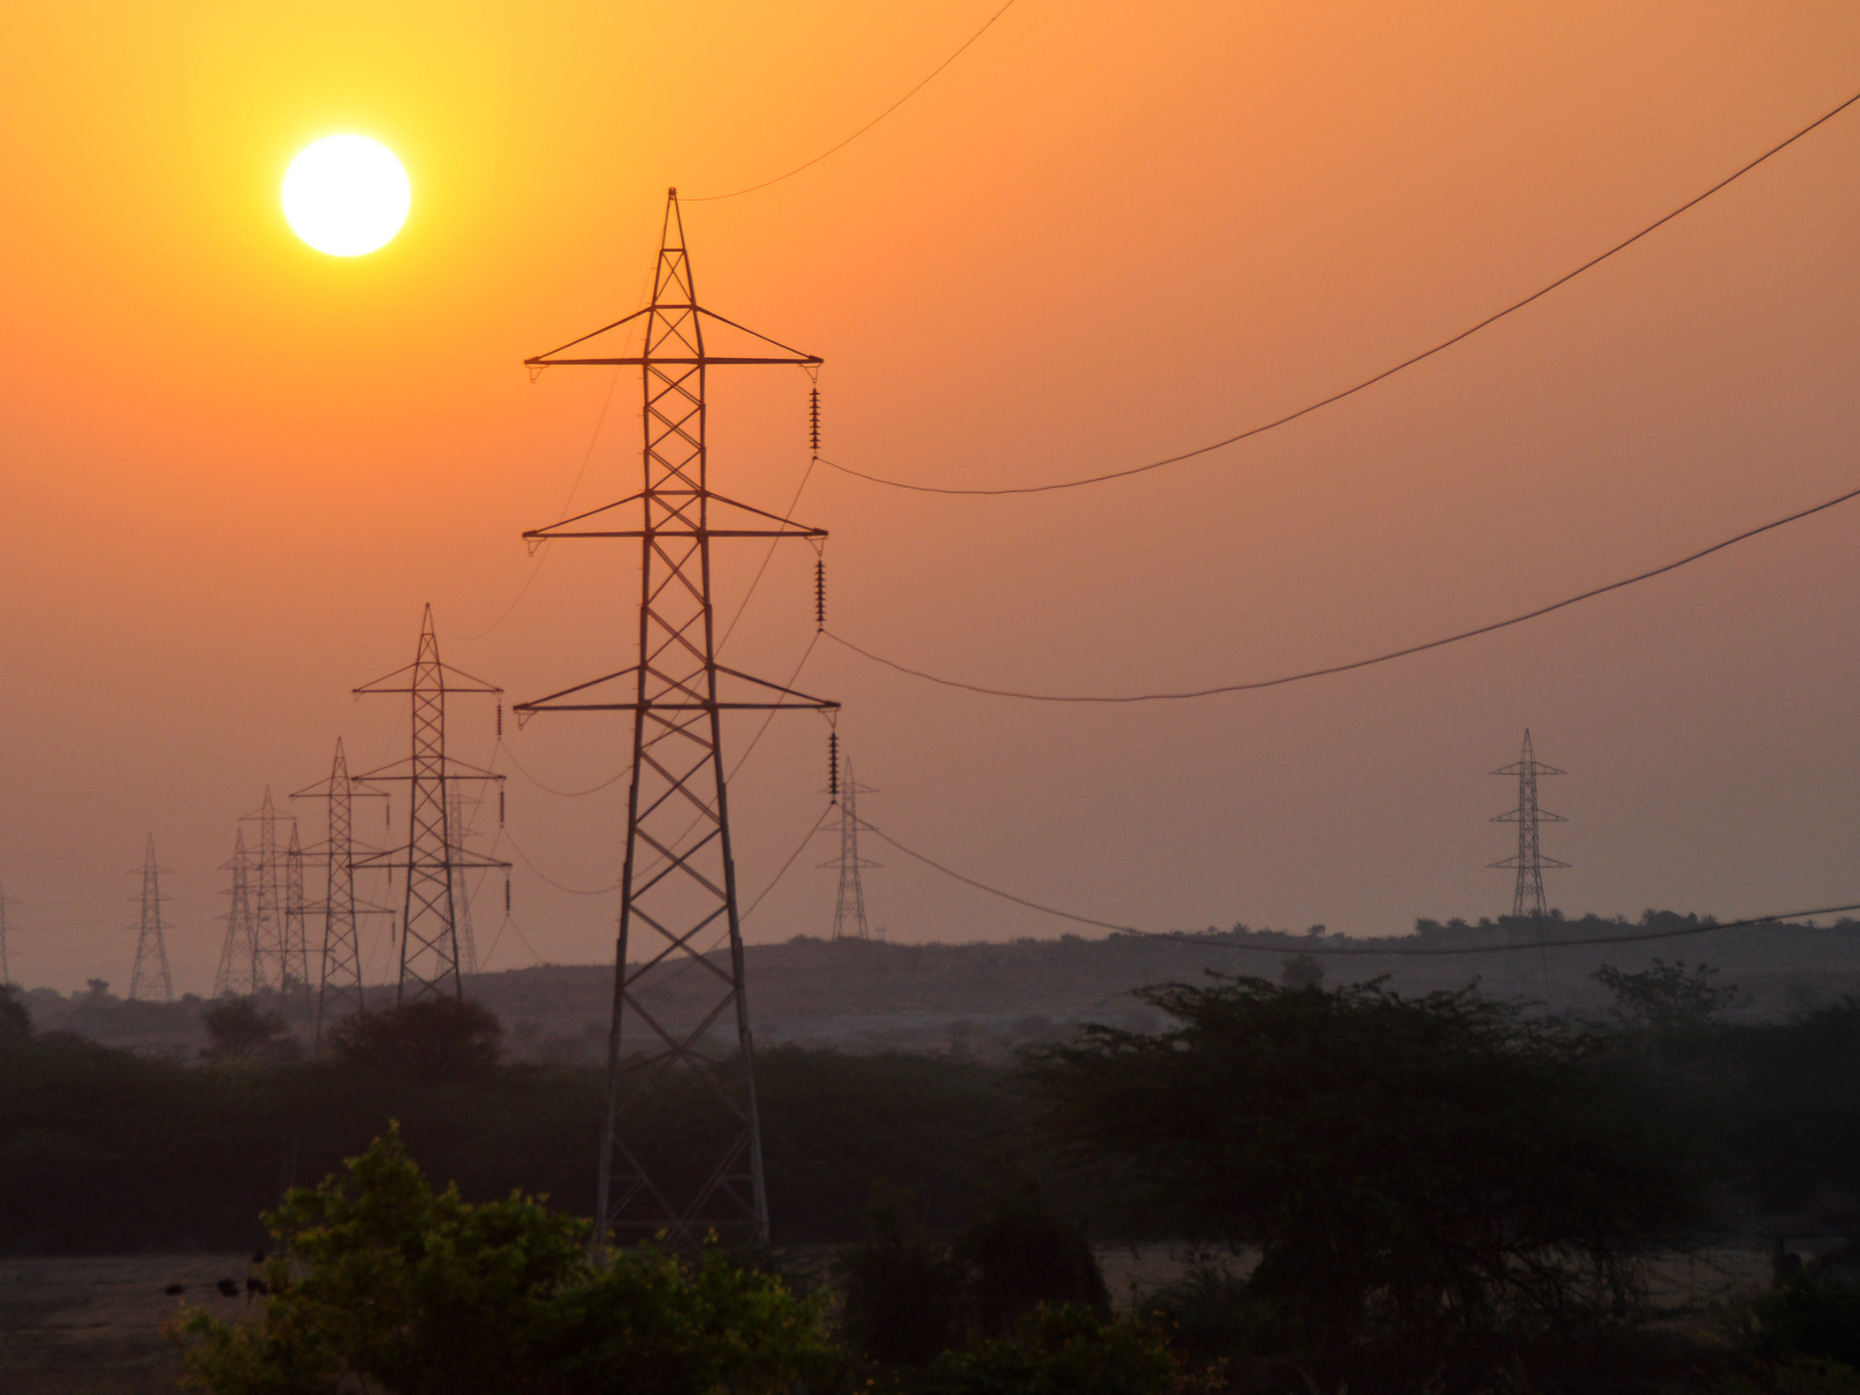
282 135 410 257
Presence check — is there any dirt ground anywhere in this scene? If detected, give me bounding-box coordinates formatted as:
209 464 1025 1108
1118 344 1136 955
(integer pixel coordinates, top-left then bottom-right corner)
0 1254 255 1395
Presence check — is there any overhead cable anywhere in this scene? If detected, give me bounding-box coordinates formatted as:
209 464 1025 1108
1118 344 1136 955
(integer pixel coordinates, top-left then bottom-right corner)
824 479 1860 702
688 1 1021 202
819 84 1860 496
866 820 1860 957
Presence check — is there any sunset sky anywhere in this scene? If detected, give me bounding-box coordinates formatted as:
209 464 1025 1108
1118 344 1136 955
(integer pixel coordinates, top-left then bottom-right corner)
4 1 1860 992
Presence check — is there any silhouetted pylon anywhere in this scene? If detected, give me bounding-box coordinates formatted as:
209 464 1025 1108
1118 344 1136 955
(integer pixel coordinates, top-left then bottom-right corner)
515 189 836 1246
241 789 305 993
1491 729 1569 919
0 883 14 986
354 605 507 1003
128 834 173 1003
820 758 879 940
293 737 390 1048
213 830 258 998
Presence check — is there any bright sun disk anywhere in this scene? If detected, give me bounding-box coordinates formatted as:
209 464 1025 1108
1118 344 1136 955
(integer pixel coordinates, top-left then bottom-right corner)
282 135 410 257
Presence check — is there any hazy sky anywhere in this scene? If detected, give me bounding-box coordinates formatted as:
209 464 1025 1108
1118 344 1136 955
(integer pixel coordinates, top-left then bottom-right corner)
3 1 1860 993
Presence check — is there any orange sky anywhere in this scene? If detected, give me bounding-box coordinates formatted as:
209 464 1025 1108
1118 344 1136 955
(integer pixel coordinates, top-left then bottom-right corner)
3 1 1860 991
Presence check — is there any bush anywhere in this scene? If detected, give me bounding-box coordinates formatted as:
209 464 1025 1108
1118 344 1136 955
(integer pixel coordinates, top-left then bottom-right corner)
177 1127 838 1395
0 984 30 1044
910 1305 1175 1395
839 1181 964 1365
1746 1278 1860 1369
328 997 502 1084
955 1168 1108 1336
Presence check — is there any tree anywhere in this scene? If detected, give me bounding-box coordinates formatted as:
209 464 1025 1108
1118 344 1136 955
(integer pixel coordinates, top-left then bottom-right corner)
1595 958 1737 1030
177 1127 838 1395
1279 953 1324 991
328 997 502 1084
0 984 30 1044
1025 977 1692 1347
201 998 292 1062
954 1167 1108 1336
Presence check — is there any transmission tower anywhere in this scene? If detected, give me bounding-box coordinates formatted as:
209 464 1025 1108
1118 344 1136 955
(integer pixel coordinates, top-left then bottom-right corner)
821 758 879 940
0 883 14 986
284 823 310 993
127 834 174 1002
1490 729 1568 919
240 790 306 994
448 785 481 977
292 738 387 1046
213 830 258 997
354 605 508 1003
515 189 836 1246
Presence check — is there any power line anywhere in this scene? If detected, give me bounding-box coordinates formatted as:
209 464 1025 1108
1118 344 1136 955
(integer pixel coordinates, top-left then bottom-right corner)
865 818 1860 958
823 478 1860 702
688 1 1021 202
819 84 1860 497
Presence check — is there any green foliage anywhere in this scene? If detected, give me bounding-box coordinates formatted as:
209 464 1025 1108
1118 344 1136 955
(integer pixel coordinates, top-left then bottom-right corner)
1595 957 1737 1029
0 984 30 1044
327 998 502 1084
201 998 294 1062
908 1305 1176 1395
1025 976 1692 1346
177 1127 837 1395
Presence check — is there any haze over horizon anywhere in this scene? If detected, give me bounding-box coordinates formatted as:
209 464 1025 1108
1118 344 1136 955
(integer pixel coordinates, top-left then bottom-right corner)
4 1 1860 993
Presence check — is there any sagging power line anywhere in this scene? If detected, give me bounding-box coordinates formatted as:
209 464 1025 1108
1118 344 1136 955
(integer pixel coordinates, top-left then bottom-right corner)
817 85 1860 496
822 478 1860 702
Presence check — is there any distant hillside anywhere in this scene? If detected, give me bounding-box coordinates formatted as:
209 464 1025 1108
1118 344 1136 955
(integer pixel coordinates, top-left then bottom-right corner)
24 911 1860 1060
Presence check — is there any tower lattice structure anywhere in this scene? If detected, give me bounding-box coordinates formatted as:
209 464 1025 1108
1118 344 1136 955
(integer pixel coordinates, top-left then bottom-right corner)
515 189 835 1246
293 738 385 1045
0 883 14 986
354 605 507 1003
1491 729 1569 919
128 834 173 1002
821 759 879 940
241 789 308 994
213 829 258 997
448 784 481 977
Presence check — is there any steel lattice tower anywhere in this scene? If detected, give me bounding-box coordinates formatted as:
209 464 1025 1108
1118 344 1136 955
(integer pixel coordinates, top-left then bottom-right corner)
448 785 481 977
293 738 385 1047
128 834 174 1002
242 790 304 993
284 823 310 992
0 884 13 986
822 760 879 940
1491 729 1569 919
355 605 508 1003
213 830 258 997
516 189 835 1246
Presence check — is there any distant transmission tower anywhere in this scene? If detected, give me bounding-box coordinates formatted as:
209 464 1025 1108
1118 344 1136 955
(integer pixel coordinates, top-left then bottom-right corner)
241 790 306 993
0 883 14 986
1491 729 1568 919
354 605 508 1003
821 758 879 940
292 738 386 1046
213 830 258 997
128 834 174 1002
515 189 835 1246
